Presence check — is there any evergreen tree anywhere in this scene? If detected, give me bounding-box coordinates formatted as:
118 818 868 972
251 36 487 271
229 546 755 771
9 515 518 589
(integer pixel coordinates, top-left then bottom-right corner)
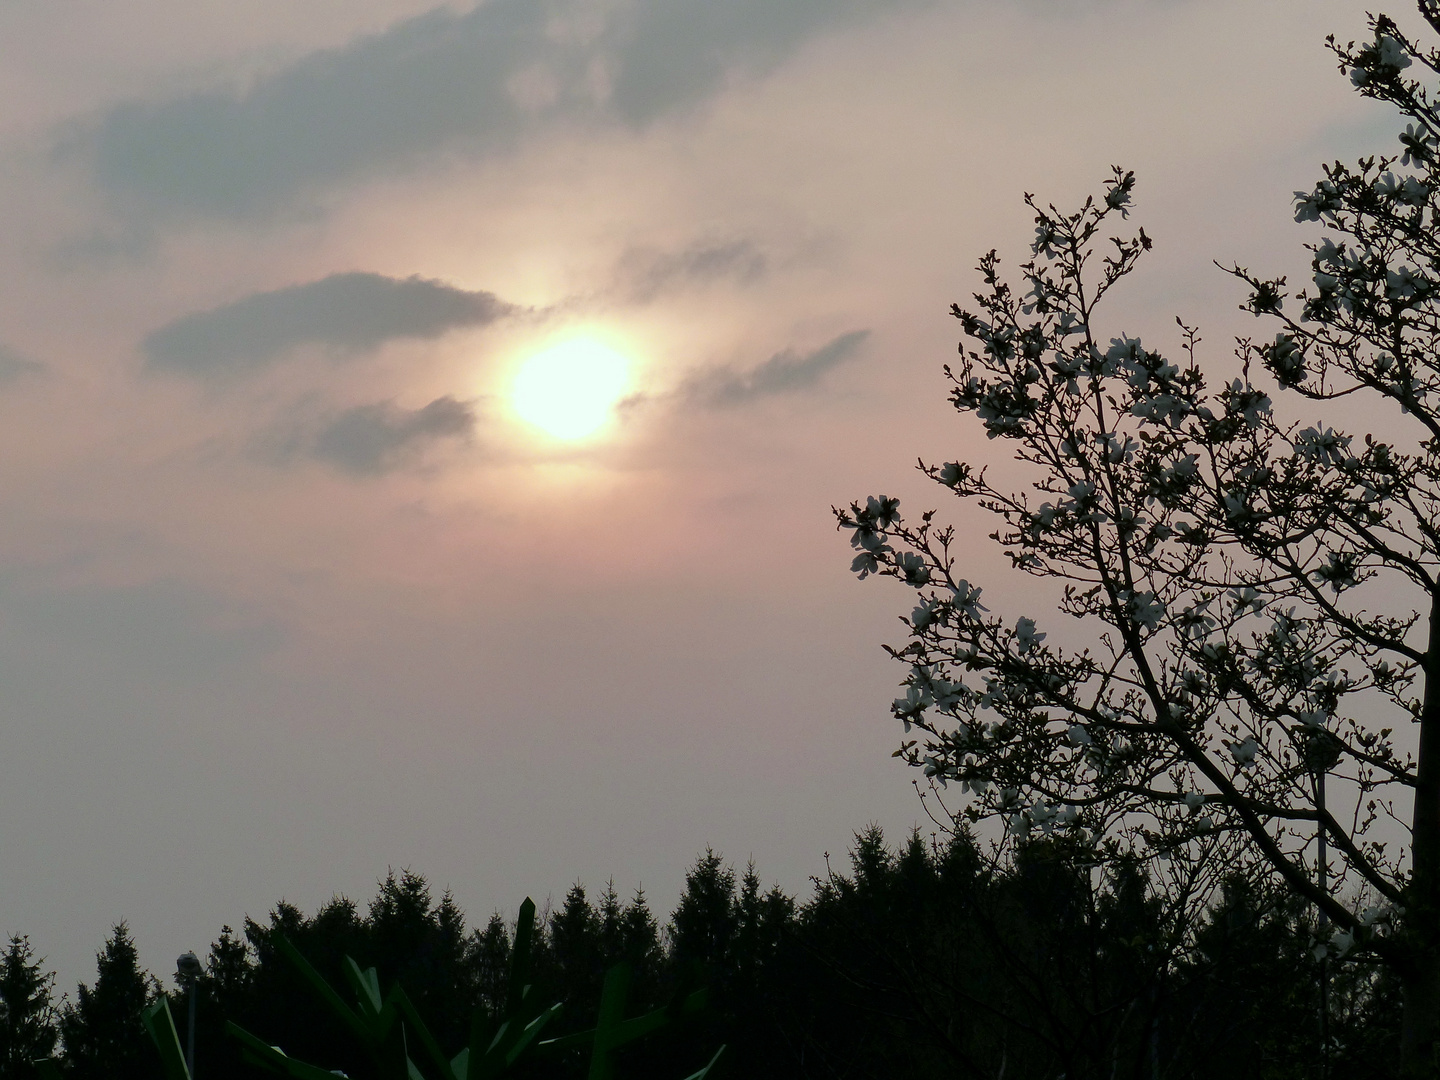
733 862 763 987
466 913 510 1020
668 850 737 974
0 935 57 1080
617 889 662 1007
596 881 624 969
367 870 434 979
428 890 473 1040
59 924 158 1080
548 883 602 1020
204 926 251 1009
241 899 365 1078
366 874 469 1044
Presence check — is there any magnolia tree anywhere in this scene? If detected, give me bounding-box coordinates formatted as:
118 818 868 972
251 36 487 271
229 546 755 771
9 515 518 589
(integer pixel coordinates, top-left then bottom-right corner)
839 8 1440 1073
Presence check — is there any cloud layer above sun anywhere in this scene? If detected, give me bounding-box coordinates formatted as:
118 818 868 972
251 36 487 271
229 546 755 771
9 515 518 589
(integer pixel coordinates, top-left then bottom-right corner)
80 0 930 221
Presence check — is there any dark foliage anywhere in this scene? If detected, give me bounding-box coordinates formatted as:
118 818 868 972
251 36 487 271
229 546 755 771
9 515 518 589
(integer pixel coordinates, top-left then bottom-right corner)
26 839 1399 1080
56 923 161 1080
0 935 58 1080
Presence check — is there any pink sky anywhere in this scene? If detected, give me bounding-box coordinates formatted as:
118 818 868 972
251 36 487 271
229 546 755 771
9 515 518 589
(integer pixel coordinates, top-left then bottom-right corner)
0 0 1401 993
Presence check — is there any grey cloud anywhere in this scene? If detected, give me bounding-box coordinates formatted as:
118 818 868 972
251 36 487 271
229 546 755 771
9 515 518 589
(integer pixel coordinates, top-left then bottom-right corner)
685 329 868 407
619 239 768 302
0 343 44 383
80 0 930 219
309 395 476 475
144 272 511 376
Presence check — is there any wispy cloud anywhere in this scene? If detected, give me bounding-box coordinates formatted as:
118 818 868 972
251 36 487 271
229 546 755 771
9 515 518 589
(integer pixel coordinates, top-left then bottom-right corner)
307 396 476 475
683 330 869 408
143 272 512 377
79 0 929 220
0 343 44 384
617 239 768 302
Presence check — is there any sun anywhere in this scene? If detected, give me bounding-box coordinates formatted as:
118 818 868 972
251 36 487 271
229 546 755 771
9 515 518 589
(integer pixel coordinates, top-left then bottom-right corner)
512 338 631 440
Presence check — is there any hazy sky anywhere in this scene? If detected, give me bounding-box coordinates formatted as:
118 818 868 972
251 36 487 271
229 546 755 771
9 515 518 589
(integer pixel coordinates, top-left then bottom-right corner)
0 0 1406 994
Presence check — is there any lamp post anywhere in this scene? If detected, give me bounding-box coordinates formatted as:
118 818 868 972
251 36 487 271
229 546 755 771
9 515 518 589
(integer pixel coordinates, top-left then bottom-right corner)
176 951 202 1079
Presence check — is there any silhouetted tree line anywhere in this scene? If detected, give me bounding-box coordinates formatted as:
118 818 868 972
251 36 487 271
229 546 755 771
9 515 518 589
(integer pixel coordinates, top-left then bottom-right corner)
0 828 1405 1079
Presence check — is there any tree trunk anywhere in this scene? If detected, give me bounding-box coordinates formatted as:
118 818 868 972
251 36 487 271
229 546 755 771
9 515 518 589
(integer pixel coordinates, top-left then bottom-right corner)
1402 596 1440 1078
1405 961 1440 1080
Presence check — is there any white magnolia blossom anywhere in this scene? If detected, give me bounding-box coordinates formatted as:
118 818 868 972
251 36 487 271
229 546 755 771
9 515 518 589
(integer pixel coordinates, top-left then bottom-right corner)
1182 791 1206 814
1229 736 1259 766
1332 928 1355 957
1015 616 1046 654
922 754 952 786
1028 801 1059 833
893 685 932 726
1360 904 1400 927
1377 34 1411 72
1226 379 1272 427
1160 454 1198 484
1402 121 1434 167
1124 590 1165 631
950 579 987 620
911 600 941 631
896 551 931 586
1102 433 1139 464
1178 601 1215 640
921 669 966 711
1067 723 1092 746
1387 264 1429 300
1229 586 1264 614
1293 425 1353 465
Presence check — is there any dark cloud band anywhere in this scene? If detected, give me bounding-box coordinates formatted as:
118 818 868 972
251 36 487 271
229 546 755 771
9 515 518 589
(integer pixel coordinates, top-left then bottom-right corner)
310 395 475 475
144 272 511 376
82 0 929 220
684 329 869 407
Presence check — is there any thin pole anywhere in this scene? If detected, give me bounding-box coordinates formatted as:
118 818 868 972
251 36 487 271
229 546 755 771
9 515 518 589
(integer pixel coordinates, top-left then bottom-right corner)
186 980 197 1079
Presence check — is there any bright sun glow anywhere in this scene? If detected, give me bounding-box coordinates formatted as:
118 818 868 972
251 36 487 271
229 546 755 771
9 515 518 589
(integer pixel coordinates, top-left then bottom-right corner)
512 339 631 440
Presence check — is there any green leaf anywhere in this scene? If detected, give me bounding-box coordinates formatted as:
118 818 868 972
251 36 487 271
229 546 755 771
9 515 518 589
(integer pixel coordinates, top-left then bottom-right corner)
342 957 384 1021
226 1022 352 1080
141 999 191 1080
505 1004 563 1068
539 975 706 1058
390 984 453 1080
585 963 631 1080
681 1046 727 1080
506 899 536 1020
274 936 372 1047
